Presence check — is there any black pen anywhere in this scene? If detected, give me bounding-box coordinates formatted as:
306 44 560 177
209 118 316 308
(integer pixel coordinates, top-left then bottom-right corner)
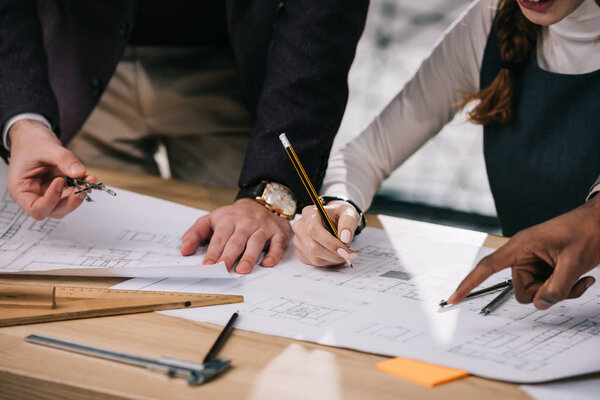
480 281 514 315
203 311 239 363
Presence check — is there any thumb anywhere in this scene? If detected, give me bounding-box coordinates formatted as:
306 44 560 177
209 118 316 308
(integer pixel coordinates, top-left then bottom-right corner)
337 205 360 244
533 257 591 310
49 146 86 178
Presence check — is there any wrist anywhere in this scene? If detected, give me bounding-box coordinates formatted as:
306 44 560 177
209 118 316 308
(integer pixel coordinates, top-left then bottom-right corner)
9 119 55 144
236 181 297 219
320 195 367 235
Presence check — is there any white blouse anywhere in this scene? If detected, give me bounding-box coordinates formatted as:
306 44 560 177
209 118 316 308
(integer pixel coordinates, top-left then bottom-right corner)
321 0 600 212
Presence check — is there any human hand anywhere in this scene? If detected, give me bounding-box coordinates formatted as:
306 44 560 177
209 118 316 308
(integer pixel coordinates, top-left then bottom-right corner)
292 200 360 266
447 195 600 310
180 198 293 274
7 119 97 220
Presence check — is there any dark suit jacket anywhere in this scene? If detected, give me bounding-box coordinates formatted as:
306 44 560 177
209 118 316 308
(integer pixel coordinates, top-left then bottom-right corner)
0 0 368 206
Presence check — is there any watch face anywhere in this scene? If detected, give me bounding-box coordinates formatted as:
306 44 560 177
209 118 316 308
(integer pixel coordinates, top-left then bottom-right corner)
264 183 296 216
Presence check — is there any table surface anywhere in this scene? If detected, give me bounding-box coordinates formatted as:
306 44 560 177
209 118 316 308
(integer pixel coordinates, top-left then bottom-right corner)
0 167 530 400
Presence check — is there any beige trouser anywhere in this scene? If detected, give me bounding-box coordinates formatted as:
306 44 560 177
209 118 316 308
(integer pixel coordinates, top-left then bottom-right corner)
68 45 253 188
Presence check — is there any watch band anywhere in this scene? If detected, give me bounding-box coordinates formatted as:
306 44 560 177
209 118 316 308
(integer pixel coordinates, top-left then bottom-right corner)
236 182 267 201
320 195 367 236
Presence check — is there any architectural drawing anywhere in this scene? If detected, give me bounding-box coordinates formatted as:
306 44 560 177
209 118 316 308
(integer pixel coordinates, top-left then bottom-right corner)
449 318 600 372
116 227 600 382
0 170 228 278
248 297 353 327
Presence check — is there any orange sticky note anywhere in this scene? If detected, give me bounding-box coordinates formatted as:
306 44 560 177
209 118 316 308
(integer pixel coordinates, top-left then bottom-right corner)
376 358 469 387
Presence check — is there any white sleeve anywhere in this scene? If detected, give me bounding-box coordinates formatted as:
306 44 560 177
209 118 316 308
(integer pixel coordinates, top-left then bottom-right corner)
586 177 600 201
321 0 497 211
2 113 52 150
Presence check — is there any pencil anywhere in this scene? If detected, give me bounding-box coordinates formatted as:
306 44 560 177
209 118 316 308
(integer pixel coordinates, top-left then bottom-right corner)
279 133 353 268
203 311 238 363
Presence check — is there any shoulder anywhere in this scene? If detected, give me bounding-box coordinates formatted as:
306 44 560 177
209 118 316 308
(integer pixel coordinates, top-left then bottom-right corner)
439 0 497 44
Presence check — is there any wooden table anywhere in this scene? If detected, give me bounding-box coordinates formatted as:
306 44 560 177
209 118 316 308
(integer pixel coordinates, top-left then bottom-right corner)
0 167 528 400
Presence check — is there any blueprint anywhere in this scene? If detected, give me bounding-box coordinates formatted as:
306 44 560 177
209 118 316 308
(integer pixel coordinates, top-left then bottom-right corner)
115 225 600 383
0 165 232 279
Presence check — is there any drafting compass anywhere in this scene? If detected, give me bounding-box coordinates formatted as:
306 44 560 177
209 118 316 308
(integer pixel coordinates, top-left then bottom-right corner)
65 177 117 202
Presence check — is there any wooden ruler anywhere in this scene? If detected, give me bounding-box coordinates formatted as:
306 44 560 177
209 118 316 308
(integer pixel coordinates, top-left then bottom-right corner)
0 283 243 327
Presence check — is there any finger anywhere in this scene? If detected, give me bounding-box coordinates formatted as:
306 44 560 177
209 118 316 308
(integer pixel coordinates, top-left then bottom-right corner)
48 191 87 219
511 263 552 303
19 177 65 220
262 234 287 268
214 226 247 270
181 216 213 256
533 257 594 309
337 205 359 244
84 175 98 183
447 247 516 304
236 230 267 274
295 239 344 267
305 235 348 266
49 147 86 178
567 276 595 299
308 211 352 255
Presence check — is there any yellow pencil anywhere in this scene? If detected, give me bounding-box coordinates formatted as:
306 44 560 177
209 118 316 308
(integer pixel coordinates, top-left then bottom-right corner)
279 133 353 267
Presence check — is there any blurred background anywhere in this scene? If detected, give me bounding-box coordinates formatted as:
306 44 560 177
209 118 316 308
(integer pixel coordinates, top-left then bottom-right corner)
335 0 501 234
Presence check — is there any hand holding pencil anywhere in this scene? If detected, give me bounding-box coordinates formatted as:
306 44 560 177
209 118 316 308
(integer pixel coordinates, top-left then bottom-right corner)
279 134 360 267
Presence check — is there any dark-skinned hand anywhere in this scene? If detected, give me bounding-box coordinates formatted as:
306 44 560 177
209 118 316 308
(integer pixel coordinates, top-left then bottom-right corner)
447 194 600 310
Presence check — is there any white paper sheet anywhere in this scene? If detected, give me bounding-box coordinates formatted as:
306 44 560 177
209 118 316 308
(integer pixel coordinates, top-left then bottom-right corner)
114 226 600 383
521 377 600 400
0 165 233 279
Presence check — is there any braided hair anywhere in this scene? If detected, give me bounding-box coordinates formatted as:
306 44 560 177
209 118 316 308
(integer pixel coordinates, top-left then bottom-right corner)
459 0 540 125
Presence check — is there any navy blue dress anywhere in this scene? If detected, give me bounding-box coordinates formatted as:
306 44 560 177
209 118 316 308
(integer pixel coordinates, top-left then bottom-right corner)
481 25 600 236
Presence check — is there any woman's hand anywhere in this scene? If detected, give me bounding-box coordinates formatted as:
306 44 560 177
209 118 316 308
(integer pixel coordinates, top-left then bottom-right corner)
292 200 360 266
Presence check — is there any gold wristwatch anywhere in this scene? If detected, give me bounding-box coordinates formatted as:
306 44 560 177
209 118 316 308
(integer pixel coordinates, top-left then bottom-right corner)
236 181 297 219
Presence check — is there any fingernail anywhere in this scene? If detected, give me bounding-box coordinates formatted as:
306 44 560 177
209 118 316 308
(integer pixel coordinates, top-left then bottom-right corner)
340 229 352 244
203 259 214 265
77 192 87 200
237 261 251 274
69 162 84 176
585 280 595 289
262 256 273 266
55 179 64 193
534 299 554 310
348 252 358 260
337 248 350 260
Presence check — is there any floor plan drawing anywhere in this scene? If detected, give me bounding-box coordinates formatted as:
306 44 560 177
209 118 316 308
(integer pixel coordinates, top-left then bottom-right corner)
248 297 354 327
0 167 231 279
354 322 425 343
115 227 600 382
449 318 600 372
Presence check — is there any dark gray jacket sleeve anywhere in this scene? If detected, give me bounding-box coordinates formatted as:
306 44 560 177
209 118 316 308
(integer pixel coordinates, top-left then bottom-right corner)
235 1 369 207
0 0 61 156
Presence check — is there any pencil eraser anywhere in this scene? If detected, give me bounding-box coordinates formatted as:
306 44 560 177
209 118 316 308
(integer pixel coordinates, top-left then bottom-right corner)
279 133 290 147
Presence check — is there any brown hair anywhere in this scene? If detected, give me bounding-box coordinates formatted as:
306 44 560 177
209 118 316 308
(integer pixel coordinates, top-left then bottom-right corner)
458 0 539 125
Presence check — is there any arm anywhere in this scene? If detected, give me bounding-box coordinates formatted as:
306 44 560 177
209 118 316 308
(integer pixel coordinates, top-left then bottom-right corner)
237 0 370 205
181 0 369 273
294 0 497 266
448 194 600 310
0 0 60 143
0 0 90 219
